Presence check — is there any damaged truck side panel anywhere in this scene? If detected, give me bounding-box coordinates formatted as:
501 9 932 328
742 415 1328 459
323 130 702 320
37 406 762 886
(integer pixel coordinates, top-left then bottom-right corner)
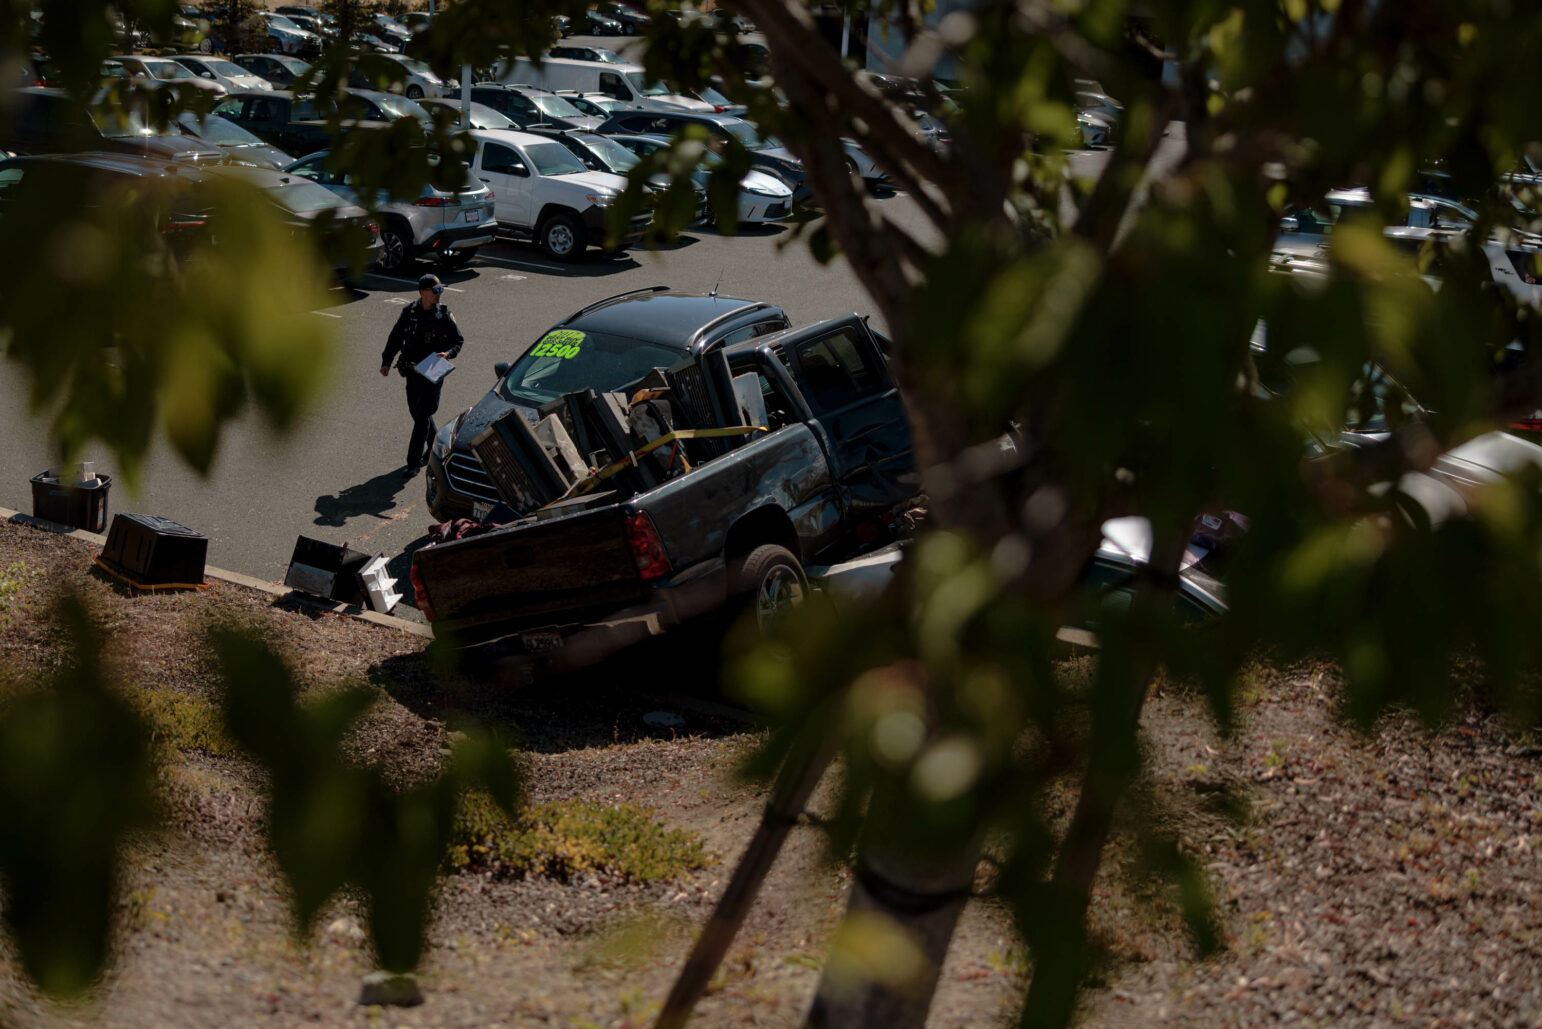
410 314 917 667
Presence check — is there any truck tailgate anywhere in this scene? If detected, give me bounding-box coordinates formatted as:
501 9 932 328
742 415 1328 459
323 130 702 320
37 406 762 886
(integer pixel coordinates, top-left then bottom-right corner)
416 505 649 633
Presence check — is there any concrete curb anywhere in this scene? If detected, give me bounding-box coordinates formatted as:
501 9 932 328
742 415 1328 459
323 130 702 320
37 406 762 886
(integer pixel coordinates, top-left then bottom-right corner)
0 507 434 639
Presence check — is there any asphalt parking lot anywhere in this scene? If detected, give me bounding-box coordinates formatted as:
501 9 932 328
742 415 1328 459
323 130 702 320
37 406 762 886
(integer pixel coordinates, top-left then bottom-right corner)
0 191 931 616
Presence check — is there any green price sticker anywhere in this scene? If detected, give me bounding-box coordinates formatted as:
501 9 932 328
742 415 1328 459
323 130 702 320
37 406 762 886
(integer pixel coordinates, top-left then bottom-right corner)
530 329 585 359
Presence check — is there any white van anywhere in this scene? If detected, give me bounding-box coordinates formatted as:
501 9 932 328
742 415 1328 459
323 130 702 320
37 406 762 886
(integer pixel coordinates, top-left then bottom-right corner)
495 57 712 112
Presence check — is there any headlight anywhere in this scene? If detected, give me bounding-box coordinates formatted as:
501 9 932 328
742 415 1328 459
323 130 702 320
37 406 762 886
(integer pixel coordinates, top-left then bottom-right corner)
431 413 463 460
743 183 783 197
585 193 617 206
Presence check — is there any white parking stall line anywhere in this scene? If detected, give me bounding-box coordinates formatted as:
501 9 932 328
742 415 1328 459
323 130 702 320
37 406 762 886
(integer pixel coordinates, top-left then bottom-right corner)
310 310 343 318
478 254 565 274
443 286 465 293
499 274 527 281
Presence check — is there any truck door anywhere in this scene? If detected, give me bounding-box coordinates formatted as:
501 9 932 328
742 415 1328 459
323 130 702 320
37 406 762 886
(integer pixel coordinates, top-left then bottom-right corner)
776 316 915 516
476 139 532 228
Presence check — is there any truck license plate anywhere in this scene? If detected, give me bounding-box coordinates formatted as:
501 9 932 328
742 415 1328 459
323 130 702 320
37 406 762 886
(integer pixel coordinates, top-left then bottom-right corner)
465 209 481 222
521 630 562 653
472 500 492 521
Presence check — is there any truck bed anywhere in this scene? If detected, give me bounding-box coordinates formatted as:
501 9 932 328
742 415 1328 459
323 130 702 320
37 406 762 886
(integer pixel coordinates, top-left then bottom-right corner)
416 504 649 638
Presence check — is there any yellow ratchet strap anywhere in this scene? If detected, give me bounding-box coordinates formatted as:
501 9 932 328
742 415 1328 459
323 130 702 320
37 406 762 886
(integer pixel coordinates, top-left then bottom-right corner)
554 425 768 502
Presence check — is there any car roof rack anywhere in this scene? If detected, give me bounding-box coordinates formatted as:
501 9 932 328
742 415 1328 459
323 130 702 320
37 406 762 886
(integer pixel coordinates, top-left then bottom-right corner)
563 285 673 322
690 302 774 350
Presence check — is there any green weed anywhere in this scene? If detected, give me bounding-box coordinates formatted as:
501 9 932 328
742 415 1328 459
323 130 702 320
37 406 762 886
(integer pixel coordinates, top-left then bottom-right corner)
446 793 710 884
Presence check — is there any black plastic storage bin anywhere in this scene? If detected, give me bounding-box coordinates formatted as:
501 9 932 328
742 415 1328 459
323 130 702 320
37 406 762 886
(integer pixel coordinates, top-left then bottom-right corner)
99 514 208 586
30 471 112 532
283 536 369 604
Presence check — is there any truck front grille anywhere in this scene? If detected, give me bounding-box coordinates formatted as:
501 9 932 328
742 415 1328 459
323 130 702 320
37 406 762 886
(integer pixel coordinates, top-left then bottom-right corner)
444 451 502 505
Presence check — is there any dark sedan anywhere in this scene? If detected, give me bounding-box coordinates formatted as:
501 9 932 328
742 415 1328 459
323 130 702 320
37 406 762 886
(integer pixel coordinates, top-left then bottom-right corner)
3 88 223 164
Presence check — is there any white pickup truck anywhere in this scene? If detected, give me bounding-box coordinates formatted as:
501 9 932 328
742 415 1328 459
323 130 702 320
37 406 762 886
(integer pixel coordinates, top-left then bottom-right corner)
467 128 650 261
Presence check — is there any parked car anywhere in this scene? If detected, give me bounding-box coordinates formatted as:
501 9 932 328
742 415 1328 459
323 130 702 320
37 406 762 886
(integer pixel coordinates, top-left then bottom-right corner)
172 55 274 94
175 110 293 168
492 57 709 112
593 109 812 202
0 151 382 278
465 127 650 260
608 133 794 223
1275 190 1542 305
595 3 650 33
2 87 224 163
526 127 709 221
423 285 792 524
580 10 625 35
339 88 434 125
211 90 391 155
257 11 324 55
365 12 410 51
561 92 635 119
468 84 602 131
400 11 434 33
410 292 915 669
231 53 312 89
684 83 746 117
547 44 627 64
108 55 226 97
219 161 384 280
274 5 321 19
367 55 452 99
284 148 497 272
419 98 518 131
0 151 221 256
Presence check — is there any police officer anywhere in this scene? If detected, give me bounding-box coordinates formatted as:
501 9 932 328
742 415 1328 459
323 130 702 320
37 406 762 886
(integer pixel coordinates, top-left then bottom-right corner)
380 273 464 475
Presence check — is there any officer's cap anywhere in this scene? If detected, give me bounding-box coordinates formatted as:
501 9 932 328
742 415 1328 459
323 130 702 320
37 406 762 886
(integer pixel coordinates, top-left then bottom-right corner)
417 273 445 294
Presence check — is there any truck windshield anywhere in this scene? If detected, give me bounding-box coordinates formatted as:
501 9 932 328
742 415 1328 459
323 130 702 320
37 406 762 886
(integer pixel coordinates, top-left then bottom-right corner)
499 330 685 405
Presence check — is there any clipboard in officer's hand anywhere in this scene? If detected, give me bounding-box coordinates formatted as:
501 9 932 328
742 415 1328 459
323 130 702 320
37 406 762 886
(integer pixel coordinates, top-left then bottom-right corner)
413 353 455 384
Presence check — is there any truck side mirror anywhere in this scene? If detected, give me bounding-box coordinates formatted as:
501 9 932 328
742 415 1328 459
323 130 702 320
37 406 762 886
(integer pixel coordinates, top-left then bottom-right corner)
1280 214 1300 232
493 361 511 379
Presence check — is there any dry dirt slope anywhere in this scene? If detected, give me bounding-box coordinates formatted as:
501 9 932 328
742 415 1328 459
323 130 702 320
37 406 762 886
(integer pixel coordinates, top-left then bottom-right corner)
2 515 1542 1026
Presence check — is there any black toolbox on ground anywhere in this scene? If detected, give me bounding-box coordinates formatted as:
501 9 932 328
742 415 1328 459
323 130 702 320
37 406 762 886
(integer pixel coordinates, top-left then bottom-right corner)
99 514 208 586
31 471 112 533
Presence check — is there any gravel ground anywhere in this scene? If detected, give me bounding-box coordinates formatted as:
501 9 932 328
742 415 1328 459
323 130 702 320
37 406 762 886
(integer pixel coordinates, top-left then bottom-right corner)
0 518 1024 1027
5 516 1539 1027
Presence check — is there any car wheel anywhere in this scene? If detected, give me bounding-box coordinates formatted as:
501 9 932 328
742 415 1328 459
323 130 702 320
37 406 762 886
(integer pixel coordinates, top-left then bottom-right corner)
405 84 423 99
439 248 476 269
375 221 412 273
538 213 584 262
730 544 807 633
197 37 213 53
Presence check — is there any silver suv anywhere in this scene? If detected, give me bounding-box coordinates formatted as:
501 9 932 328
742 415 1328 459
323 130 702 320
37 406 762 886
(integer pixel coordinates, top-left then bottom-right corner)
283 150 497 272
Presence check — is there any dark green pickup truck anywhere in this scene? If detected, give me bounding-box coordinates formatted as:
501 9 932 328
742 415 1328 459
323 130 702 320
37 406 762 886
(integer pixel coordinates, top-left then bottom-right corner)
409 311 917 673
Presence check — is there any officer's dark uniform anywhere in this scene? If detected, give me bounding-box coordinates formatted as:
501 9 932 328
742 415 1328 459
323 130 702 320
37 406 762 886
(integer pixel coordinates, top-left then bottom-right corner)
380 275 465 471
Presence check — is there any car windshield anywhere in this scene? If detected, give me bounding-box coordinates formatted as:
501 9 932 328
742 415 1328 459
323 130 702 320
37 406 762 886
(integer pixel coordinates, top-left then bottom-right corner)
695 85 731 106
177 111 264 146
524 141 586 176
91 103 155 139
580 135 638 172
531 94 584 118
266 13 300 29
147 61 197 80
275 56 311 74
205 59 248 77
265 179 345 213
499 331 686 405
371 93 430 122
624 71 669 97
723 120 776 150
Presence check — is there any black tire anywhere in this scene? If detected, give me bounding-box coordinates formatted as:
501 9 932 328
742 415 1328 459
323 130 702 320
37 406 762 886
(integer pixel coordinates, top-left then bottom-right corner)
729 544 807 632
197 37 214 53
375 220 413 273
538 212 584 262
405 84 423 99
439 247 476 269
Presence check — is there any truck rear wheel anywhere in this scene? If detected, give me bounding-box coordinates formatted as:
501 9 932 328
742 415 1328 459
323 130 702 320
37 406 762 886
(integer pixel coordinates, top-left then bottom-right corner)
730 545 807 632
